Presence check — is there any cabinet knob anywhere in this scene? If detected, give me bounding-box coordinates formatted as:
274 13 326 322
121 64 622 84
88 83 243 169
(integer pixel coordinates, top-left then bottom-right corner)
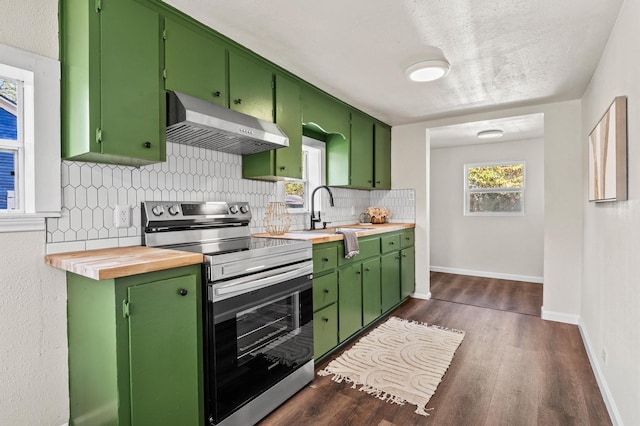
368 180 372 183
178 288 188 296
213 91 221 97
402 254 407 258
323 288 330 294
234 98 242 105
279 166 286 171
322 317 329 322
323 257 329 262
376 181 381 184
390 242 395 245
365 268 370 272
143 141 152 149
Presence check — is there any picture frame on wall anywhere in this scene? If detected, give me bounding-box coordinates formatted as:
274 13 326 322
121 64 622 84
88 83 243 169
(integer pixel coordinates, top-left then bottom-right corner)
588 96 628 202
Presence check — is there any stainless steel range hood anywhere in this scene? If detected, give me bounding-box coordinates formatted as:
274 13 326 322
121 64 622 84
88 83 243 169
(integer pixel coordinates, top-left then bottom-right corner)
166 91 289 155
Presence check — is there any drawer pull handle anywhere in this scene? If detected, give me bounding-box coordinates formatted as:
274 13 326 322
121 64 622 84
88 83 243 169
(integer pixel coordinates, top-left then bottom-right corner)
178 288 188 296
322 317 329 322
323 288 330 294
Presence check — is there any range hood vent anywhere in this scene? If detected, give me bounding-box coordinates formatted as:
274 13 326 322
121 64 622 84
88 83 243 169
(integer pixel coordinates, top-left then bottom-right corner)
166 91 289 155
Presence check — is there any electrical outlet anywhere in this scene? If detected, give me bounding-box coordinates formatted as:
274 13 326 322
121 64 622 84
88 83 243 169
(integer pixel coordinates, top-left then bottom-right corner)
114 205 131 228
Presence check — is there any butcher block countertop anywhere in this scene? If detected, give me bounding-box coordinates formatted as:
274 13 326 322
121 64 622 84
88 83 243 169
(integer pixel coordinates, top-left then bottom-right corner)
45 246 204 281
252 222 415 244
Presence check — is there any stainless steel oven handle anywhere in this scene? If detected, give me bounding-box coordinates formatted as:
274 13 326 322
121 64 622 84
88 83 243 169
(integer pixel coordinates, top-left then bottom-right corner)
214 262 313 298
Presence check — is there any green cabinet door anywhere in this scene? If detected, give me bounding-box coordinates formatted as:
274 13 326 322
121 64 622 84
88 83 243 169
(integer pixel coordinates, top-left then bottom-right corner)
381 252 401 312
164 17 226 106
314 303 338 359
243 73 302 180
338 264 363 342
128 275 200 426
100 0 164 163
350 111 374 188
374 123 392 189
400 246 415 299
229 51 273 122
362 257 382 326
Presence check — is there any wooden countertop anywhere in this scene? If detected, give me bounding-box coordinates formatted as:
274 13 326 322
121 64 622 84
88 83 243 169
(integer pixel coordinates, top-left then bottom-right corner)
45 246 204 281
252 223 415 244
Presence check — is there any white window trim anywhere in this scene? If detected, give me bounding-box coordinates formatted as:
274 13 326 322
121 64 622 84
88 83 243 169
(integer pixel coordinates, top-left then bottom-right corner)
463 160 526 217
279 136 326 215
0 43 61 232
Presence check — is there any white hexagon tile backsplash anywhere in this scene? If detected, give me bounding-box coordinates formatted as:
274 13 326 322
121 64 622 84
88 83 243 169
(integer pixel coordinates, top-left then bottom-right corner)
46 142 415 253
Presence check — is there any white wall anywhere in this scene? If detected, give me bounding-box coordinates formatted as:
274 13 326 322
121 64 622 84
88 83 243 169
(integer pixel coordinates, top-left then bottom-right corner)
391 100 583 320
0 2 69 426
430 138 544 281
580 0 640 423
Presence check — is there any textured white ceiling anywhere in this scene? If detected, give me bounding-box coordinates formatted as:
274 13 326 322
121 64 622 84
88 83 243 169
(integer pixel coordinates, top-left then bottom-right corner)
429 114 544 149
165 0 622 126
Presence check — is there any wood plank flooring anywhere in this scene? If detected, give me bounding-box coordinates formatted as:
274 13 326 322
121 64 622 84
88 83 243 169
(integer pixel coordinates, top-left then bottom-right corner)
429 271 543 317
259 276 610 426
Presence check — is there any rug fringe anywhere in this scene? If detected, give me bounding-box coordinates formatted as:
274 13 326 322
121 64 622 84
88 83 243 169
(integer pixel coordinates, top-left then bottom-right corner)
391 316 466 335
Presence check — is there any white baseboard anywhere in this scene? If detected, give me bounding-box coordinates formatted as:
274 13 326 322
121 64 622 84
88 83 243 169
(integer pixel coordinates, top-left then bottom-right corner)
430 266 543 284
411 291 431 300
578 317 623 426
540 306 579 324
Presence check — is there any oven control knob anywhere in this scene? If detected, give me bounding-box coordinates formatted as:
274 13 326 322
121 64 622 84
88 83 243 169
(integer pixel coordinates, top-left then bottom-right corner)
151 205 164 216
168 205 180 216
229 205 239 214
240 205 249 214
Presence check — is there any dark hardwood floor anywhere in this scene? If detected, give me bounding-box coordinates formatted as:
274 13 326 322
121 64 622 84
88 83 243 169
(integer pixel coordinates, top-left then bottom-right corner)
259 276 610 426
430 271 543 317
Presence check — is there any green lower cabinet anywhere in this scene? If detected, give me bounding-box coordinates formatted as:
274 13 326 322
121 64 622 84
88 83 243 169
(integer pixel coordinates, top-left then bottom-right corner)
313 271 338 311
67 265 203 426
400 246 415 299
381 252 401 312
314 303 338 359
362 257 382 326
338 264 363 342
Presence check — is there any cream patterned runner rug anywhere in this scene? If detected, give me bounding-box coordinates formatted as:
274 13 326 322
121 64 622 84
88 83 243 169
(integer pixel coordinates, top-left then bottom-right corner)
317 316 465 416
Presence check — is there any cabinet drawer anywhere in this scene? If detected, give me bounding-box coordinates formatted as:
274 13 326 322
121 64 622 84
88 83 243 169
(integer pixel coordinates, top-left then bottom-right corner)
314 304 338 359
313 272 338 311
380 234 401 253
401 229 414 249
338 237 380 266
313 245 338 274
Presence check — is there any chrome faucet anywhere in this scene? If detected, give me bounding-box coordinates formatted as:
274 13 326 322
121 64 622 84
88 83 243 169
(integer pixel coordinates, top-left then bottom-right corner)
310 185 335 230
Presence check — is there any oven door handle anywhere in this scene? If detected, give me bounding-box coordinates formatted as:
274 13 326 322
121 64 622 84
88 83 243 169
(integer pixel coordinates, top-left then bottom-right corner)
214 262 313 298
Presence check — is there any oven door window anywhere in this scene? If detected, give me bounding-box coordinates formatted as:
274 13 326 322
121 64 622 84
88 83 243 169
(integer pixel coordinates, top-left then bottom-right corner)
209 275 312 423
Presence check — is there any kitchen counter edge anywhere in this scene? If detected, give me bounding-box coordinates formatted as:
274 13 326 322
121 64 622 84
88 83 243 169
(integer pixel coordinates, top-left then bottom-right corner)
45 246 204 281
252 223 415 244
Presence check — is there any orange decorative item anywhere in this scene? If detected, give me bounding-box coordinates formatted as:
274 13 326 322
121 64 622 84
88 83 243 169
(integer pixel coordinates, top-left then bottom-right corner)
264 202 291 235
365 207 392 224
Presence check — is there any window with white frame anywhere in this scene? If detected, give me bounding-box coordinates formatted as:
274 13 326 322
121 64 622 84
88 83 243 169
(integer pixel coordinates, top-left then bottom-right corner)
283 137 325 212
464 161 525 216
0 42 61 232
0 75 22 211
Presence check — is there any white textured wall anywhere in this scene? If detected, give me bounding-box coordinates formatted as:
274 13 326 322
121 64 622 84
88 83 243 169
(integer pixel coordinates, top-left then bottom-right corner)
0 2 68 426
392 124 430 298
391 100 583 318
430 138 544 280
581 0 640 423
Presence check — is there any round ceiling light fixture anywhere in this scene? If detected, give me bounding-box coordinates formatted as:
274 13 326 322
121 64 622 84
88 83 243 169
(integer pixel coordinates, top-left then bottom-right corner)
476 129 504 139
405 59 450 82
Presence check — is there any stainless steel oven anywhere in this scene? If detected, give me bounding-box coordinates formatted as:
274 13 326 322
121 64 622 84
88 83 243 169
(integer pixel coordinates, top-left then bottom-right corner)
142 201 314 426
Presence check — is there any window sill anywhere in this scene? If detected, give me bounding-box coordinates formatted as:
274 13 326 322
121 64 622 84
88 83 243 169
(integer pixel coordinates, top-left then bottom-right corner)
0 212 60 233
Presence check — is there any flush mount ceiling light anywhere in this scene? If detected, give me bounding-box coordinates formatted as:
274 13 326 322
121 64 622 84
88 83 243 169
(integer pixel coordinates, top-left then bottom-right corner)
405 58 450 82
477 129 504 139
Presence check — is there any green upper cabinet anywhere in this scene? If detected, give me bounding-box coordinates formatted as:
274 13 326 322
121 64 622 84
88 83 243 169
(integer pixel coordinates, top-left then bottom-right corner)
350 111 374 188
228 51 274 122
61 0 165 166
301 84 350 138
374 123 392 189
164 17 227 107
243 73 302 180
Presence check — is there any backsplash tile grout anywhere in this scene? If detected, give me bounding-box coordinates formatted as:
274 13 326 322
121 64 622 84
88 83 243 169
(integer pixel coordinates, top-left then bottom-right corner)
46 142 415 253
